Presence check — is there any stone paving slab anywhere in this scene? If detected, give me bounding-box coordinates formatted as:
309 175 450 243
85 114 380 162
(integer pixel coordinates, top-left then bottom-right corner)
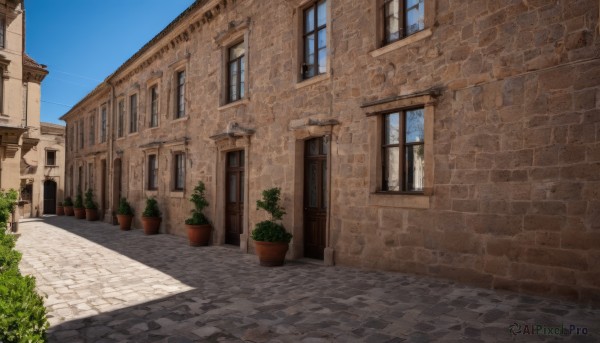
15 216 600 342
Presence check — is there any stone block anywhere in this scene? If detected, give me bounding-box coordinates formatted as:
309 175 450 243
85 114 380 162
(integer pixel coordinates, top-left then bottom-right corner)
525 248 588 270
467 214 522 236
524 214 566 231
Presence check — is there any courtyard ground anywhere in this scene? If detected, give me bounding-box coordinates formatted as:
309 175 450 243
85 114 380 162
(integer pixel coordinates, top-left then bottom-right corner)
15 216 600 342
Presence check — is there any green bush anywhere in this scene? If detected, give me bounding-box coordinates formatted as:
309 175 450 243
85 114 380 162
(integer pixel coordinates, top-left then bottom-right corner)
84 189 97 210
62 197 73 206
142 197 160 217
73 192 84 209
185 181 209 225
251 188 292 243
0 270 48 342
117 198 134 216
0 191 48 342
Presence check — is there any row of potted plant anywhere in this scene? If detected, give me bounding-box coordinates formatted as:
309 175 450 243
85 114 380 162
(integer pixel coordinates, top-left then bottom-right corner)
57 189 99 221
58 182 293 267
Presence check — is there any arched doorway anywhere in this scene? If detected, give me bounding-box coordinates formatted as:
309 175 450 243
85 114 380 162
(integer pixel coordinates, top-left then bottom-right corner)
43 180 57 214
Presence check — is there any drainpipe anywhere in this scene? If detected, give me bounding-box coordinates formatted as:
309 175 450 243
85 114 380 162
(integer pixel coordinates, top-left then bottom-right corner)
107 81 115 223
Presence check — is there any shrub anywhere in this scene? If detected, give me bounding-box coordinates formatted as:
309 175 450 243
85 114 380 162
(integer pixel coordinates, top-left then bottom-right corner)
117 198 134 216
251 188 292 243
185 181 209 225
84 189 97 210
142 197 160 217
62 197 73 207
0 189 17 228
73 192 84 209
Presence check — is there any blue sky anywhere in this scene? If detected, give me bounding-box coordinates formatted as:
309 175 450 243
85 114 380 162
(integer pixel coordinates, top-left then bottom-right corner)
27 0 196 125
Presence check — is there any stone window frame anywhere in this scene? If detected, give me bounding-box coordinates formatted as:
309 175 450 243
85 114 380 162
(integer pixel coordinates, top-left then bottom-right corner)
100 103 108 143
88 110 96 146
226 40 246 104
370 0 434 58
174 69 186 120
147 153 158 191
87 161 94 192
147 80 160 129
172 151 186 193
45 149 57 167
79 118 84 150
294 0 332 88
116 97 125 139
364 90 437 209
0 14 5 49
129 93 139 134
215 21 250 110
142 147 160 197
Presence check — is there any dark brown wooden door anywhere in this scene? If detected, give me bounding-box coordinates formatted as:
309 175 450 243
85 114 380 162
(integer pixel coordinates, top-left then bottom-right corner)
304 137 328 260
43 180 57 214
226 150 244 245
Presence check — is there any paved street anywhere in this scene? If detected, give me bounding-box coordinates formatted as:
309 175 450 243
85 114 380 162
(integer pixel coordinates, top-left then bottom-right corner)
16 216 600 342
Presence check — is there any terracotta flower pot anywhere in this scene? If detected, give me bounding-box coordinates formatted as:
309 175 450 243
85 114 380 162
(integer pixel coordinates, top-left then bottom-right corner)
56 206 65 216
254 241 289 267
64 206 74 216
186 224 212 246
141 216 161 235
117 214 133 231
74 208 86 219
85 208 98 221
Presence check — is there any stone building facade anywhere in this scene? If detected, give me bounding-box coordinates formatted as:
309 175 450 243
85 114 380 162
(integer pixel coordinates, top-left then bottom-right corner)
61 0 600 303
0 0 48 212
19 122 65 217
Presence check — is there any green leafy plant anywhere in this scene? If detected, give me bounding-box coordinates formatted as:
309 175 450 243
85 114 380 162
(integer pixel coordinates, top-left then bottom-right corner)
251 188 292 243
185 181 210 225
142 197 160 217
73 191 84 209
0 190 17 228
63 197 73 206
84 189 97 210
117 198 134 216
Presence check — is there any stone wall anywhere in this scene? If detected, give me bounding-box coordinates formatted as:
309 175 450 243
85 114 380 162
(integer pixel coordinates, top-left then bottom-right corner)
62 0 600 304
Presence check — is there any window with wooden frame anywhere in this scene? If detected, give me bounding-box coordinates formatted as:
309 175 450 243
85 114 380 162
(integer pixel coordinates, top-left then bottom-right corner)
175 71 186 118
117 99 125 138
381 108 425 192
382 0 425 45
46 150 56 166
129 94 138 133
88 162 94 190
0 17 5 49
150 85 159 127
147 154 158 190
173 153 185 191
227 42 245 103
301 0 327 80
89 113 95 146
100 105 107 143
79 119 84 149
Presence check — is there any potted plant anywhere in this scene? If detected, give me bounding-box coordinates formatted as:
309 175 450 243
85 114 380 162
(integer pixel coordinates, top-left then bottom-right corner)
185 181 212 246
251 187 293 267
56 201 65 216
63 197 74 216
84 188 98 221
141 197 161 235
73 191 86 219
116 198 134 231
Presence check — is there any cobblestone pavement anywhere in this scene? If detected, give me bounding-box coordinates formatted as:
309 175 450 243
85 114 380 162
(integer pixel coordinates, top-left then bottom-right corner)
15 216 600 342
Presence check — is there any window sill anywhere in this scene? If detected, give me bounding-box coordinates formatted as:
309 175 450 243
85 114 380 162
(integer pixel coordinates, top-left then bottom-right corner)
295 73 330 90
170 191 184 198
368 192 430 209
128 132 139 137
370 28 432 58
145 190 158 197
148 125 160 131
218 98 249 111
172 116 188 123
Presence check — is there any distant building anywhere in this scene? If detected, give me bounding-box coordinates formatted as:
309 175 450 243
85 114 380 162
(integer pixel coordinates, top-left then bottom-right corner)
0 0 49 214
61 0 600 303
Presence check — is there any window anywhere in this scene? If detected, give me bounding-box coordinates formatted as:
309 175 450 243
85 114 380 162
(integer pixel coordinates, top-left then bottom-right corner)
130 94 138 133
46 150 56 166
383 0 425 45
89 113 95 146
302 0 327 80
0 17 5 49
150 85 159 127
88 162 94 190
173 153 185 191
69 123 74 152
228 42 245 103
382 108 424 192
100 105 107 143
175 71 185 118
79 119 84 149
147 154 158 190
117 100 125 138
78 166 83 193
